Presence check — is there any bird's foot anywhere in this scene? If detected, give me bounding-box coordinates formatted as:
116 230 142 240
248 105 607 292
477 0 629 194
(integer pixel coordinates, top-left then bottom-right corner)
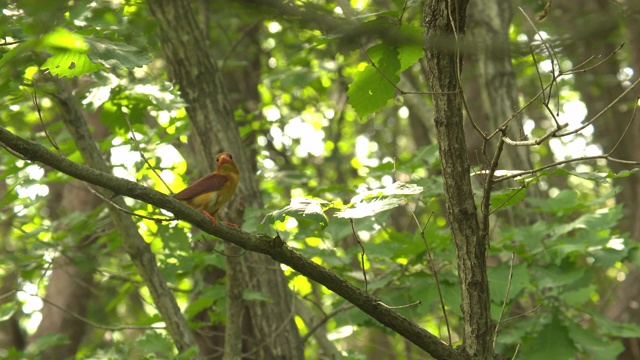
200 210 218 227
200 210 237 227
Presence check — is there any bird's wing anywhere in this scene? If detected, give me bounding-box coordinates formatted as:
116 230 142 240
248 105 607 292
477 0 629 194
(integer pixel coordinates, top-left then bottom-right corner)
173 173 228 200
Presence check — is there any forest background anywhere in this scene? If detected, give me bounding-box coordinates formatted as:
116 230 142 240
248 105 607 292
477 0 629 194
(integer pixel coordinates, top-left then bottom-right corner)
1 0 640 359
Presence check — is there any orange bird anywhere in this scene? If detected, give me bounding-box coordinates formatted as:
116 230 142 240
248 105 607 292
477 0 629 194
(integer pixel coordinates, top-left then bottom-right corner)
174 152 240 227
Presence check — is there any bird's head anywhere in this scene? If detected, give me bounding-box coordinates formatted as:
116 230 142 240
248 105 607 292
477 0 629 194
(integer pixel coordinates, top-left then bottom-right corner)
216 152 239 174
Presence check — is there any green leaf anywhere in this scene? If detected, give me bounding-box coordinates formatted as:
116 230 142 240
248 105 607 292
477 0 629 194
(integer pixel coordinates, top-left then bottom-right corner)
560 284 595 306
135 332 173 357
347 44 400 118
337 197 404 219
0 39 37 70
565 318 624 359
591 312 640 337
85 36 153 70
175 346 200 360
488 262 529 305
0 302 17 321
397 25 423 71
553 206 622 236
490 187 526 212
261 198 329 229
25 333 70 355
523 315 577 360
40 50 103 77
82 72 119 110
350 181 424 202
185 296 215 321
243 290 272 302
184 285 225 320
526 189 579 212
41 27 88 52
534 264 585 288
336 182 423 219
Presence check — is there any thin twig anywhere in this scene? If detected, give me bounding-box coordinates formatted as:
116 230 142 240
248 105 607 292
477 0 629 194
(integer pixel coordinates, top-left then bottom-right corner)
519 7 559 76
536 0 552 21
33 85 61 152
495 99 640 184
488 81 552 140
20 290 164 331
0 141 27 159
563 43 625 75
349 218 368 292
479 136 504 218
0 40 23 46
85 185 175 222
479 134 505 249
95 269 192 293
359 44 456 96
301 260 415 343
491 42 625 143
124 113 173 195
407 208 452 345
375 300 421 309
501 123 568 146
530 46 549 111
241 291 297 358
497 304 542 324
220 21 262 70
603 97 639 155
511 344 521 360
461 86 487 141
398 0 409 25
488 184 526 216
493 155 639 184
199 236 248 257
393 156 452 344
519 6 564 127
493 252 516 350
300 303 354 344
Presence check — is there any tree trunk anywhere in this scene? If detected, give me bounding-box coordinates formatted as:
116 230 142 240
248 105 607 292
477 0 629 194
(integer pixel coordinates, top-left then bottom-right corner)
0 181 24 351
422 1 493 359
28 112 108 359
29 254 94 359
146 0 303 358
548 2 640 358
52 79 203 358
465 0 529 172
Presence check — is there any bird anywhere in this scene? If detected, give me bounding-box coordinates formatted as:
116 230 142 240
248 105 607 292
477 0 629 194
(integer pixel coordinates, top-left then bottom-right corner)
173 152 240 227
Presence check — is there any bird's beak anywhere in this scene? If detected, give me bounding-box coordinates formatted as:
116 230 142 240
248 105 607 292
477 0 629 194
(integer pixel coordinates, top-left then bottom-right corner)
218 155 233 166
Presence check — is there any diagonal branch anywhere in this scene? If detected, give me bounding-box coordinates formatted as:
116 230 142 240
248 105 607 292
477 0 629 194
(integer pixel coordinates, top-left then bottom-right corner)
0 126 459 360
46 80 203 359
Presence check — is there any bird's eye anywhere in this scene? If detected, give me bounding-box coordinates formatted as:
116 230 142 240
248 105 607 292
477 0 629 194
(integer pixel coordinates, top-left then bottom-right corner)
229 154 233 160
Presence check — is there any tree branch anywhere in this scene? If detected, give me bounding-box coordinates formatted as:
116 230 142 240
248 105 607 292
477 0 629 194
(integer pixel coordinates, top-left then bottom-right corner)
0 126 458 360
423 0 493 358
49 80 203 358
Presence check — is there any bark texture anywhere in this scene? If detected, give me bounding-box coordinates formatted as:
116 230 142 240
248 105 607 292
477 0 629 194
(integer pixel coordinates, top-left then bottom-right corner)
423 1 493 358
52 81 202 358
28 183 98 359
145 0 303 358
27 106 108 359
465 0 530 172
29 255 94 359
0 181 24 352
